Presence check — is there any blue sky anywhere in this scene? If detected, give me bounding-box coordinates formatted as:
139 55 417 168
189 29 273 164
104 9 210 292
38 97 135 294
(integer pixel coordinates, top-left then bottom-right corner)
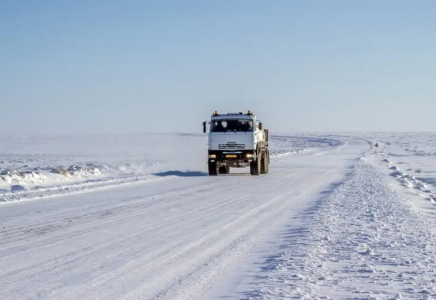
1 0 435 134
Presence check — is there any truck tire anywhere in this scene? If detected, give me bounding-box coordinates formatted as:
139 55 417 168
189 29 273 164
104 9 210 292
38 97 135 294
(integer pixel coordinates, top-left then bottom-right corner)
265 152 269 174
260 152 268 174
250 155 260 176
218 166 230 174
208 162 218 176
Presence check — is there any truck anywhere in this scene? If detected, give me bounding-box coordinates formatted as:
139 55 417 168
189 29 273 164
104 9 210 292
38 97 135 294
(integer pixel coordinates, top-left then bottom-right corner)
203 110 269 176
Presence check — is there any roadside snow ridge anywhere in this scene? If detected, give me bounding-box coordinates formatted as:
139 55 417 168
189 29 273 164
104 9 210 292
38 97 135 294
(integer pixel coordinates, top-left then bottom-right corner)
245 161 436 299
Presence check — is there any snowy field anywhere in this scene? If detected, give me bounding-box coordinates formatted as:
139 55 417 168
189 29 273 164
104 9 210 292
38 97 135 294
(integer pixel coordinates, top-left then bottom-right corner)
0 133 337 202
1 133 436 299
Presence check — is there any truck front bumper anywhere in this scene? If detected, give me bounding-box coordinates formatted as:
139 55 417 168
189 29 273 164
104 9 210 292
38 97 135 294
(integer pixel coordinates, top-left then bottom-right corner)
208 150 256 167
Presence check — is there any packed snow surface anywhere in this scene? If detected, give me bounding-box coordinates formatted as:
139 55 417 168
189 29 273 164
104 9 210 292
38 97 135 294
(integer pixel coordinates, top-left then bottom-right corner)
1 133 436 299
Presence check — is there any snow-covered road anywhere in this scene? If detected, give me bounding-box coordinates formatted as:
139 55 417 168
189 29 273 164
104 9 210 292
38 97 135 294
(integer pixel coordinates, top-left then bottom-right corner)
4 136 435 299
0 136 365 300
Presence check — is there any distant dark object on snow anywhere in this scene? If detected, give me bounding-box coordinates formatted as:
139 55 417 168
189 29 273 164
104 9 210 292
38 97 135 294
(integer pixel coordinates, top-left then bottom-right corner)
11 185 26 192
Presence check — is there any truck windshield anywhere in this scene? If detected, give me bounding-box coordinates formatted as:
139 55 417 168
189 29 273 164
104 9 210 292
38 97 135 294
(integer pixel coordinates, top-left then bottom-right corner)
211 119 254 132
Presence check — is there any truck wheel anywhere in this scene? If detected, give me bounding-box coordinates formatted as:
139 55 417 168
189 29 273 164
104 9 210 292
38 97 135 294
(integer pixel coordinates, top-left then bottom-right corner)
208 162 218 176
260 152 267 174
265 152 269 174
250 156 260 176
218 166 230 174
263 152 269 174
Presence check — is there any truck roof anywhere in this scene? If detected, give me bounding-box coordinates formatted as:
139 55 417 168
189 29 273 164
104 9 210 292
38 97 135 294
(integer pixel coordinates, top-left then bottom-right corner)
211 111 256 120
211 114 254 120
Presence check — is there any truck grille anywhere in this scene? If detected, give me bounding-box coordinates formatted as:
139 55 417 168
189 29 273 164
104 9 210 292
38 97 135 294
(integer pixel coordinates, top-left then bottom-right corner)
218 143 245 150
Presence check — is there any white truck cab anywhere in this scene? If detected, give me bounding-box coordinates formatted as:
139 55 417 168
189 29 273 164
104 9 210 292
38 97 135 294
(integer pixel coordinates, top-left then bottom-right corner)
203 110 269 176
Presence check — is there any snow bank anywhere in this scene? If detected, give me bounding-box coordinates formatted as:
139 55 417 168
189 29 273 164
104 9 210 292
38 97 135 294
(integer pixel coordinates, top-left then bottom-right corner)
0 133 206 196
244 161 436 299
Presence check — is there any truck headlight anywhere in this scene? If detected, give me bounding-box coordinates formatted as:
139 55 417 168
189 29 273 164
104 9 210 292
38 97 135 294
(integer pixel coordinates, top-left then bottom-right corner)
246 153 254 159
209 154 216 158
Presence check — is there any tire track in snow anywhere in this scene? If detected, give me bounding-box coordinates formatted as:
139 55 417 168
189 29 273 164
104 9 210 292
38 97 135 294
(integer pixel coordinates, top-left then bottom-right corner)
0 137 368 300
0 177 248 246
62 170 311 300
1 169 304 299
0 175 280 284
118 169 338 300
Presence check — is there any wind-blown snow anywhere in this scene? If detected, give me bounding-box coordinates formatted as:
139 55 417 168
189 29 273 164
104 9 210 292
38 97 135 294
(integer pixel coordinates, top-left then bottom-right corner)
0 133 340 203
2 133 436 300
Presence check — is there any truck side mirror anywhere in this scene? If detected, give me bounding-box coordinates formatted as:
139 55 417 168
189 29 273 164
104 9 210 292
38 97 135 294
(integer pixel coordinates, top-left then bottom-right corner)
259 123 263 130
203 122 207 133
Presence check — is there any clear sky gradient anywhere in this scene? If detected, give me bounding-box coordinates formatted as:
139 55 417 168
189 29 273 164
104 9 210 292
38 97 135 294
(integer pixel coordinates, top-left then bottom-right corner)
1 1 435 134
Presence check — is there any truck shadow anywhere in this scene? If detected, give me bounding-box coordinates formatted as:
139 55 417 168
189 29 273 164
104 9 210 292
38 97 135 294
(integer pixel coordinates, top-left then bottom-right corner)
224 173 252 176
152 170 208 177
